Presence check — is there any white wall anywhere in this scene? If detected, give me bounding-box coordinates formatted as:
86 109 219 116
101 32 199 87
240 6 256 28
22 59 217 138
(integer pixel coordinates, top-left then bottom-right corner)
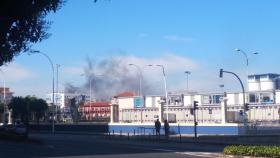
275 91 280 104
183 95 193 106
145 96 161 108
194 95 202 106
118 97 134 109
248 82 260 91
227 93 236 105
260 81 275 91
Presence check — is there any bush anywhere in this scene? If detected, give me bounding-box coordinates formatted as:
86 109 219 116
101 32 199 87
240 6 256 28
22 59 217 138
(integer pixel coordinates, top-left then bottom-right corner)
224 145 280 158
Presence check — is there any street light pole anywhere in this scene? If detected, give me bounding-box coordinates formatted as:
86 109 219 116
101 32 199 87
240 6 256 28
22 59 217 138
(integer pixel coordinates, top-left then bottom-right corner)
89 74 92 120
234 48 259 89
185 71 191 92
80 73 92 120
81 73 105 121
129 64 142 96
29 50 55 134
151 64 168 122
219 69 248 133
56 64 60 122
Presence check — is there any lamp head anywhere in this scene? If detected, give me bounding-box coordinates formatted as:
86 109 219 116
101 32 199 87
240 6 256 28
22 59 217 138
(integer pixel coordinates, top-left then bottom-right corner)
234 48 241 52
28 50 40 55
219 69 223 78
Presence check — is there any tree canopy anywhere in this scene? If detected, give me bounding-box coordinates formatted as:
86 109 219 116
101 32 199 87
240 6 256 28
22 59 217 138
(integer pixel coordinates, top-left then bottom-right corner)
8 96 29 124
0 0 64 66
8 96 48 124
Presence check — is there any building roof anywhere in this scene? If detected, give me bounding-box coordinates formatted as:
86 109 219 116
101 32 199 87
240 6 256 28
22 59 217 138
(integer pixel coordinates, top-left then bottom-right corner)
115 91 136 98
248 73 280 78
83 101 111 107
0 87 13 94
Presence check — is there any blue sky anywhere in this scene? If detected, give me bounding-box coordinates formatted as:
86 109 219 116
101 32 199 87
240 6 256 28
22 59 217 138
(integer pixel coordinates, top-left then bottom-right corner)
2 0 280 98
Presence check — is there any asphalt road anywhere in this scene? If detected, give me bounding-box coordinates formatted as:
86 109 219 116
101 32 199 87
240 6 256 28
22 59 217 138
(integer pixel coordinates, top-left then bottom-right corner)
0 133 226 158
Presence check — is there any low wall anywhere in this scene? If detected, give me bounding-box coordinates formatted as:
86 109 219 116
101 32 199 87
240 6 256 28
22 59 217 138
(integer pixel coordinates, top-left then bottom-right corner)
30 123 280 136
108 123 241 135
29 124 109 133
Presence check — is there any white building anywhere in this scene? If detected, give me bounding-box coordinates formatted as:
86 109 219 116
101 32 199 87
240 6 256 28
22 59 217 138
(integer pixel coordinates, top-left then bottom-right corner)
0 87 13 104
46 93 91 108
110 74 280 124
247 74 280 104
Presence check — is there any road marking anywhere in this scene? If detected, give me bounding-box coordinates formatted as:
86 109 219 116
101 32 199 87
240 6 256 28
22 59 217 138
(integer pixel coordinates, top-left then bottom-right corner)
175 151 223 158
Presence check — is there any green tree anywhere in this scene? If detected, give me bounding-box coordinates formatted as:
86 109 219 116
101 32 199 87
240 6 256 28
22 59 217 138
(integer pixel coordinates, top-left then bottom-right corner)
0 0 64 66
8 96 29 124
29 97 48 125
0 0 101 66
8 96 49 125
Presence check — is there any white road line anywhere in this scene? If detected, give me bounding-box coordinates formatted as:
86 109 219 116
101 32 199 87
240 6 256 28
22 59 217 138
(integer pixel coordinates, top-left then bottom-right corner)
175 152 223 158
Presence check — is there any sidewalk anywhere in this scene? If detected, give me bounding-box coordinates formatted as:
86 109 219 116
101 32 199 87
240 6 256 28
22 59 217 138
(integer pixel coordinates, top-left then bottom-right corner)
30 130 280 146
104 131 280 146
29 132 226 154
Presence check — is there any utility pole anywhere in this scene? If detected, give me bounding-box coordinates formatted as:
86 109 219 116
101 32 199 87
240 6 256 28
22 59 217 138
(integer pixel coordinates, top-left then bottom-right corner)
193 101 198 140
56 64 60 122
29 50 55 134
220 69 249 134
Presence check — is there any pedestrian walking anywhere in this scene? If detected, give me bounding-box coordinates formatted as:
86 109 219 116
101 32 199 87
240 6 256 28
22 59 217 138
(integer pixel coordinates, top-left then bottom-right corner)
164 120 170 140
155 119 161 137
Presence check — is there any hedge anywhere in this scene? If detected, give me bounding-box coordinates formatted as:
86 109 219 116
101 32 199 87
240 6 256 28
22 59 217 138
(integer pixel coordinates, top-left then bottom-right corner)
224 145 280 158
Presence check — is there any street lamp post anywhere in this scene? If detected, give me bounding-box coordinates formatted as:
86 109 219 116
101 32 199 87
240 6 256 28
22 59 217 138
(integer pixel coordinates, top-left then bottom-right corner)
56 64 60 122
147 64 168 122
29 50 55 134
89 75 92 120
81 74 92 120
128 64 142 96
219 69 248 132
234 48 259 88
185 71 191 92
81 73 104 121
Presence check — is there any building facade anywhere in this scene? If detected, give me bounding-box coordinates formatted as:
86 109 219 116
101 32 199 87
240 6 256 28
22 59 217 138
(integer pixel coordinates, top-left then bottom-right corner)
0 87 13 124
110 74 280 124
0 87 13 104
45 92 90 122
78 102 111 122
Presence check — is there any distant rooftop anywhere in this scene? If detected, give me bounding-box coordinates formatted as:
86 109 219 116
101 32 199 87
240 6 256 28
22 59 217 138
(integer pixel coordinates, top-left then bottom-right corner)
83 101 111 107
115 91 136 98
248 73 280 78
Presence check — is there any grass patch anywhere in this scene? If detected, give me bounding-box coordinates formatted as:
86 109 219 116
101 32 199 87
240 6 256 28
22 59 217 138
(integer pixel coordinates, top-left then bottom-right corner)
224 145 280 158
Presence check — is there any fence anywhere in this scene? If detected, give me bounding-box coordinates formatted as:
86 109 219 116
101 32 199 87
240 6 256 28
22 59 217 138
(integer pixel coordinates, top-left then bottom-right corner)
118 104 280 124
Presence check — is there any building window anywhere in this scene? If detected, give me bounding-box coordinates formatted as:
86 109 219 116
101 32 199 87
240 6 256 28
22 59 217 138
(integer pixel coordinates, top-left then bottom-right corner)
213 95 222 104
203 95 211 104
249 94 258 103
261 93 274 103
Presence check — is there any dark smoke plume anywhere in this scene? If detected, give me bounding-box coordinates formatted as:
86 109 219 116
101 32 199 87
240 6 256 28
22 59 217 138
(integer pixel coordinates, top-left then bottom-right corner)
64 55 159 100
